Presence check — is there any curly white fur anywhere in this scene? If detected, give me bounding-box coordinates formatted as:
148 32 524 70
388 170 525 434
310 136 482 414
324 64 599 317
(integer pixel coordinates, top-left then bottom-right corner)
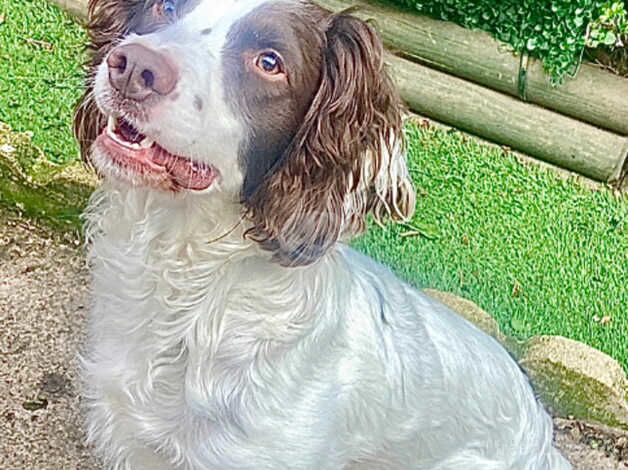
82 183 570 469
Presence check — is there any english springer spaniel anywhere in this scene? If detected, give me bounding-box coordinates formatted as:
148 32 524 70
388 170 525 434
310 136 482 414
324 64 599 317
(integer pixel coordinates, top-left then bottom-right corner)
74 0 571 468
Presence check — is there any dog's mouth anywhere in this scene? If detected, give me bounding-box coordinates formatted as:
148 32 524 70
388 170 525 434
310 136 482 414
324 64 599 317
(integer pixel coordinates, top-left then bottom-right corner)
95 116 218 191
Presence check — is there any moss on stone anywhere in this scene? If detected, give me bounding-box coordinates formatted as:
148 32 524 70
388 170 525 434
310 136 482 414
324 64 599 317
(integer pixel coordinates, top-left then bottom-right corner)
423 288 504 341
0 123 96 232
521 336 628 430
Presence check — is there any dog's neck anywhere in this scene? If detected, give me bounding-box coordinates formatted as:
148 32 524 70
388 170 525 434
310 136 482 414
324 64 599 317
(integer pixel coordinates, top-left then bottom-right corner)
85 185 249 254
83 185 351 424
83 183 345 337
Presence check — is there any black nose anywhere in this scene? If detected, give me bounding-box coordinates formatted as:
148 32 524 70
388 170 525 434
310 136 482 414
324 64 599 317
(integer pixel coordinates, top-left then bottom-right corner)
107 44 178 101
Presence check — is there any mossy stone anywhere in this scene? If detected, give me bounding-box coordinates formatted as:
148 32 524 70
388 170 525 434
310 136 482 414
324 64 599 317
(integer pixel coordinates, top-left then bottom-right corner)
0 122 97 231
521 336 628 430
424 288 504 341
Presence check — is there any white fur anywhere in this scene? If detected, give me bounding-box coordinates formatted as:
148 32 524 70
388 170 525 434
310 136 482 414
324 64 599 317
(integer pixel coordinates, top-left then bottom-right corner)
82 1 571 468
83 185 570 469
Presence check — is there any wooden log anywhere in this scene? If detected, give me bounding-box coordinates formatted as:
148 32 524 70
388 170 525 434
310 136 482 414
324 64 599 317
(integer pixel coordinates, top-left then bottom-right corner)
388 54 628 182
316 0 628 137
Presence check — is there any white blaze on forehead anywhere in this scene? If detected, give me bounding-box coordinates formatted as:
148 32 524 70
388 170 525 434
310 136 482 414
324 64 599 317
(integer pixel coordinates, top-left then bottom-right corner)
182 0 273 42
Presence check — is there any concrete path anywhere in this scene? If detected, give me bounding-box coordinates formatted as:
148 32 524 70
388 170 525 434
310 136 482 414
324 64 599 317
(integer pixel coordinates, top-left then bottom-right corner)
0 210 624 469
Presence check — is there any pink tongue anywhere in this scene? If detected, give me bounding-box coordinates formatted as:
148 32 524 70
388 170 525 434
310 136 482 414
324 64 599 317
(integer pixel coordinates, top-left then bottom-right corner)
153 148 214 190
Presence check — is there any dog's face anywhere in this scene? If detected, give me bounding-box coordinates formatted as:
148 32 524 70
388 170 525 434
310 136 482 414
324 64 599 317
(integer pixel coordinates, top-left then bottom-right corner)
76 0 415 264
87 0 326 194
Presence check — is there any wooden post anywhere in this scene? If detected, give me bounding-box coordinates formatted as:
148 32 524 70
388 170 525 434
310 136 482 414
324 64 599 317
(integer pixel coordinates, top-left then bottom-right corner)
317 0 628 137
388 54 628 182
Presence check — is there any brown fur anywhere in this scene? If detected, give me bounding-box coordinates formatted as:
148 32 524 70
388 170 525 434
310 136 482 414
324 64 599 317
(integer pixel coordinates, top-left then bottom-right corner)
222 2 329 201
244 12 413 266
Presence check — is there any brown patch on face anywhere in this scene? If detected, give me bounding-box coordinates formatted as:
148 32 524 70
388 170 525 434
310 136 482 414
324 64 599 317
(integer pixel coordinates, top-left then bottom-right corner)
131 0 201 35
222 1 328 200
232 5 413 266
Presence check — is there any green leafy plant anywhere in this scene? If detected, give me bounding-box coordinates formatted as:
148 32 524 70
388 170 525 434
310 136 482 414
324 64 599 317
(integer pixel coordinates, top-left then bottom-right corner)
584 1 628 75
392 0 626 82
587 1 628 48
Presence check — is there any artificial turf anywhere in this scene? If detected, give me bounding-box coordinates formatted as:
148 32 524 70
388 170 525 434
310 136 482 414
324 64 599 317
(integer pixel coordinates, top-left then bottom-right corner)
1 0 627 369
0 0 86 163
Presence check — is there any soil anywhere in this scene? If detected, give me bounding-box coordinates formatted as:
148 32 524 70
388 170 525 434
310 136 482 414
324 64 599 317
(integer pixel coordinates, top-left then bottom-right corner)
587 47 628 78
0 209 626 469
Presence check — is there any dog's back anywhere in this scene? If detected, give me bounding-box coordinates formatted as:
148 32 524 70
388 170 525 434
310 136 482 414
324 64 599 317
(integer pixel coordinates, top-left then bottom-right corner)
340 249 571 469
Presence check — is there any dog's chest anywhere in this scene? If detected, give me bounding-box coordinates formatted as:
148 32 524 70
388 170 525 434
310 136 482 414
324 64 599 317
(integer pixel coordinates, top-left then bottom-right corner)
84 217 335 458
86 229 264 441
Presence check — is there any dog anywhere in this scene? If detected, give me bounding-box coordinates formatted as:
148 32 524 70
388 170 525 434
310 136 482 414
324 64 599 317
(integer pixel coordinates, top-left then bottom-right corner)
74 0 571 468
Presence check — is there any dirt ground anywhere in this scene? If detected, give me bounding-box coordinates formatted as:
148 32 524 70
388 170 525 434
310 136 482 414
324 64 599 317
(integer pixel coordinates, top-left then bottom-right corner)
1 210 626 469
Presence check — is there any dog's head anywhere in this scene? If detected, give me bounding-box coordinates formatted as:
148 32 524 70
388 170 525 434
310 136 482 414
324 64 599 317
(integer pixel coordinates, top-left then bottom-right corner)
75 0 415 265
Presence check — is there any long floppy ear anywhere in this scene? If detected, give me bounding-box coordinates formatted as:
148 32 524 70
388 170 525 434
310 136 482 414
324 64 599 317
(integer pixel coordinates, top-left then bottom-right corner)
73 0 144 161
245 12 416 266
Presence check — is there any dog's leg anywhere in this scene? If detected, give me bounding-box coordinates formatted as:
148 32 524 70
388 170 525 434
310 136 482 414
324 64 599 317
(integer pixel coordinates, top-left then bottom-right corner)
84 384 176 470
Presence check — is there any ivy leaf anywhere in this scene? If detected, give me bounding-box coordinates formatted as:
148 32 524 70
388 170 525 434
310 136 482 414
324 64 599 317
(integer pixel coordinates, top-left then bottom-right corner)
397 0 621 82
602 30 617 45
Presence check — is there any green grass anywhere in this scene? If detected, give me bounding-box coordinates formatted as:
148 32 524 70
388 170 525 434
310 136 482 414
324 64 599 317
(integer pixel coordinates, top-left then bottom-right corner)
355 125 627 369
1 0 627 369
0 0 86 163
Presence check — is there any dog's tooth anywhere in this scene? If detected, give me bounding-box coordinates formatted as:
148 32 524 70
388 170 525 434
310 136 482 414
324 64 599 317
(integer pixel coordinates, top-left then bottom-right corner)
107 116 116 135
139 137 155 149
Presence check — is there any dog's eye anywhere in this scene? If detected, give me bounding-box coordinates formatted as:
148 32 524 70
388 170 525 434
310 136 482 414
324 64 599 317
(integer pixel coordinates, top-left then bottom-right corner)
155 0 176 19
163 0 176 15
255 51 284 76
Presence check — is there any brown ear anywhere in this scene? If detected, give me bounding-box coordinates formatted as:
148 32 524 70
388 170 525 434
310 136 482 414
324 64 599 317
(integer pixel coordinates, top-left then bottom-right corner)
73 0 143 161
245 13 416 266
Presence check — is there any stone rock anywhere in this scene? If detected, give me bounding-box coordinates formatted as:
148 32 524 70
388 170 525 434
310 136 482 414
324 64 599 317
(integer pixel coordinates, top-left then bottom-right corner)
0 122 96 231
520 336 628 430
423 288 503 341
423 290 628 430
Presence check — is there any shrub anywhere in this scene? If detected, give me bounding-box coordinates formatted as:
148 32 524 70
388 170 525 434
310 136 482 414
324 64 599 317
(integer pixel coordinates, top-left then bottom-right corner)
587 1 628 49
391 0 627 82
